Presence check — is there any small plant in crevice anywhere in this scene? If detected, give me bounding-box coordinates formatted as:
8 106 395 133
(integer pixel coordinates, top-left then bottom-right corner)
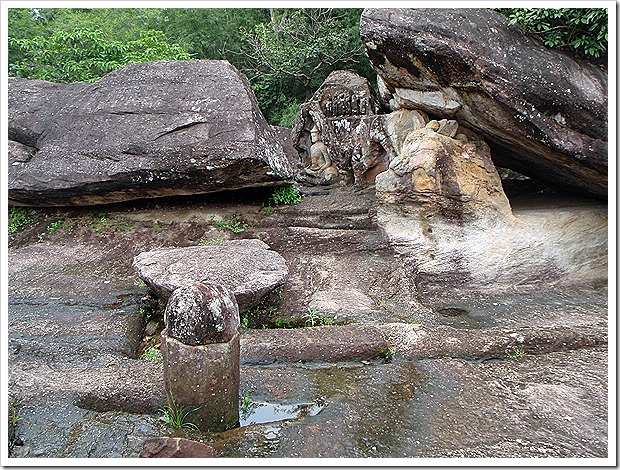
210 215 249 234
141 345 162 362
239 394 257 414
505 347 525 360
158 393 200 431
8 207 33 234
46 219 67 233
239 287 286 329
263 204 275 216
270 184 303 206
304 307 333 327
240 311 250 329
198 236 225 246
378 346 396 363
88 212 109 232
9 396 21 426
113 220 132 232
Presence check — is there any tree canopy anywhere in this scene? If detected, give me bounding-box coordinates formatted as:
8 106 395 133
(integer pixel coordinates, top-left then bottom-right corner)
496 8 608 60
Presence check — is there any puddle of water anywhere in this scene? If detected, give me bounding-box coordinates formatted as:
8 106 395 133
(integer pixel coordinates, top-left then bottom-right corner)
239 401 324 427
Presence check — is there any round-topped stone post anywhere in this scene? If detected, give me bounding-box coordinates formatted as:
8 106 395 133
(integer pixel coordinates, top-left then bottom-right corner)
161 281 240 432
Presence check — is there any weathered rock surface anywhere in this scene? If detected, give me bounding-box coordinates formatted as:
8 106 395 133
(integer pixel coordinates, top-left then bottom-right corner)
361 8 607 197
164 282 239 346
140 438 218 458
378 194 608 290
162 333 240 431
8 60 293 206
240 324 389 365
292 70 384 184
376 124 513 221
133 239 288 312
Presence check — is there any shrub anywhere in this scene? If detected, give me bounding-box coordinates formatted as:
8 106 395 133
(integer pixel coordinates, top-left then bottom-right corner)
496 8 608 59
270 185 302 206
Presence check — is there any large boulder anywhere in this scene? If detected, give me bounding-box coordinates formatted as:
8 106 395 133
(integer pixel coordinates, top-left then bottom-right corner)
361 8 607 198
8 60 293 206
133 239 288 312
376 122 513 222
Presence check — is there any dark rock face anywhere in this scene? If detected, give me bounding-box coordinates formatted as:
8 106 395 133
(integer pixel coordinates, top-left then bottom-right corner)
361 8 607 198
164 282 239 346
133 239 288 312
140 437 218 458
8 60 293 206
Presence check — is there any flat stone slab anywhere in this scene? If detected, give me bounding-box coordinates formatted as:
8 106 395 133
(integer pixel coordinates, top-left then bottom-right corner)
240 324 389 364
133 239 288 312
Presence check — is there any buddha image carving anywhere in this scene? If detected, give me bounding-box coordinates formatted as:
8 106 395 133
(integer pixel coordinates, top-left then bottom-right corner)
304 126 339 184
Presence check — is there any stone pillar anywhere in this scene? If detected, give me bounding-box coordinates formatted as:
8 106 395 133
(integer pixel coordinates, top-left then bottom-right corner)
161 281 240 432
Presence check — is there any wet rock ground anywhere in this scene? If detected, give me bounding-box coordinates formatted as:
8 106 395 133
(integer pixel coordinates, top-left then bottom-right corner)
7 186 608 459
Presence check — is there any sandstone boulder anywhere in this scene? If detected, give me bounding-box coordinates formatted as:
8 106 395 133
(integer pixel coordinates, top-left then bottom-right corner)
361 8 607 198
133 239 288 312
8 60 293 206
376 124 513 222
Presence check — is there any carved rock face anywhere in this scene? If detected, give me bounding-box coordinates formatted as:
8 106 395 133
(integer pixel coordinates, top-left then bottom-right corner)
164 282 239 346
376 127 512 222
8 60 293 206
361 8 607 198
292 70 382 185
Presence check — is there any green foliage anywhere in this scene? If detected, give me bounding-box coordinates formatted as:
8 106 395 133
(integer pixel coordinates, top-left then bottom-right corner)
114 220 132 232
155 8 269 62
240 395 252 412
505 347 525 359
210 215 249 233
271 185 303 205
88 212 108 232
378 347 395 362
46 219 66 233
9 397 21 426
141 345 163 362
7 8 374 125
158 393 200 431
240 287 289 329
304 307 333 327
239 8 374 123
8 207 32 234
10 27 191 82
496 8 608 59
